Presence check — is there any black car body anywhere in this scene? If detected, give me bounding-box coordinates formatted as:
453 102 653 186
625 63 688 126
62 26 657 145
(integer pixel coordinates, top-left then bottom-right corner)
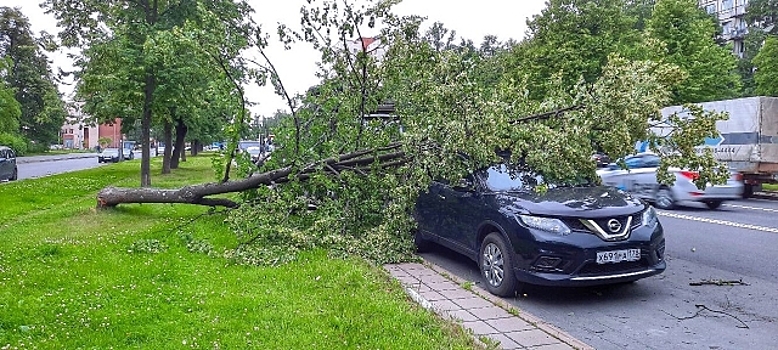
98 148 121 163
415 164 666 296
0 146 18 181
591 152 611 168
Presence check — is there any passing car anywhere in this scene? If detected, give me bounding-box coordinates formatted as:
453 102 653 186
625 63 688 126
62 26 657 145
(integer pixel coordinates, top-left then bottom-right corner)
597 153 744 210
591 152 611 168
0 146 18 181
414 164 666 297
245 146 263 164
98 148 121 163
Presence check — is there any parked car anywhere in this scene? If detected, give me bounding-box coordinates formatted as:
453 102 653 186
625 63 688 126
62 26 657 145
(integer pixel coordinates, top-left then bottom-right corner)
414 164 666 297
597 153 744 210
0 146 18 181
591 152 611 168
98 148 121 163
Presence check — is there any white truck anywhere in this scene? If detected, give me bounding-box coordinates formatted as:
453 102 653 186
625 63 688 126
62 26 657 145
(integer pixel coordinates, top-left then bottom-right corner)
659 96 778 198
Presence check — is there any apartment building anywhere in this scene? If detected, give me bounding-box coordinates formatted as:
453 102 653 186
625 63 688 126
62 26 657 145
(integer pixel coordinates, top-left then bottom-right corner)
699 0 749 57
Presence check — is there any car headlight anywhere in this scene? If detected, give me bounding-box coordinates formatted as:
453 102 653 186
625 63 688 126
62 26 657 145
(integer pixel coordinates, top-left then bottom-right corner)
517 215 571 236
642 206 658 227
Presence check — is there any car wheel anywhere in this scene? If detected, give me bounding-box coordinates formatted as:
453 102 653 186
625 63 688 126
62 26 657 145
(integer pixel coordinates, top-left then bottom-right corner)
743 184 754 199
11 167 17 181
479 232 518 297
413 230 433 253
654 187 675 210
704 201 723 210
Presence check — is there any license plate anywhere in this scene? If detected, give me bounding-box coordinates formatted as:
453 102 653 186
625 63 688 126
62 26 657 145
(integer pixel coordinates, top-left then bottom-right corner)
596 249 640 264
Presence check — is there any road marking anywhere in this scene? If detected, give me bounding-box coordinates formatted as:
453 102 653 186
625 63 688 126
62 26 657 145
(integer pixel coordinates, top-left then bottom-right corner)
657 211 778 234
724 203 778 213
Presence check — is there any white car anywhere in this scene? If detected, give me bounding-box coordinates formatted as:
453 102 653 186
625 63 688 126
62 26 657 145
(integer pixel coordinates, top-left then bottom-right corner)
597 153 744 210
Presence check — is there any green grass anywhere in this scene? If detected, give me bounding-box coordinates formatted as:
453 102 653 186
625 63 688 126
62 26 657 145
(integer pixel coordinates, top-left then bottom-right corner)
0 157 477 349
763 183 778 191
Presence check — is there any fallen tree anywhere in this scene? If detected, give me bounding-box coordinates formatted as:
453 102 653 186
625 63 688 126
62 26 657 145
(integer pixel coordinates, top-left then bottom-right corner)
96 143 406 209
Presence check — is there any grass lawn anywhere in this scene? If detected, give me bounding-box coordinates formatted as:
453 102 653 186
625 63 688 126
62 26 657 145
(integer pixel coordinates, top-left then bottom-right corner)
763 183 778 191
0 156 478 349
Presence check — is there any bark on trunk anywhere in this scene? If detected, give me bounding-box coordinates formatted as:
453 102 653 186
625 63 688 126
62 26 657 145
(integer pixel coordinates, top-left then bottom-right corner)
141 73 155 187
162 121 173 174
171 118 187 169
97 143 406 209
191 140 201 156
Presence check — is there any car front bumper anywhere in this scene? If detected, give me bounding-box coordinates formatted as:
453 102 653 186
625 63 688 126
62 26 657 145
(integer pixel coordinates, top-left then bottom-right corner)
511 223 666 287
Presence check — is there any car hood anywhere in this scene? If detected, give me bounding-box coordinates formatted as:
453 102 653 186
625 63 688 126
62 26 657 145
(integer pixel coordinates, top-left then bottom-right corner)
494 186 645 218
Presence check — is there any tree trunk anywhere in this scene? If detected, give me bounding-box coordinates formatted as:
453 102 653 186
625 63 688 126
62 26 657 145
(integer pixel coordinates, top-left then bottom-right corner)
171 118 187 169
162 121 173 174
141 73 155 187
191 140 201 156
97 144 406 209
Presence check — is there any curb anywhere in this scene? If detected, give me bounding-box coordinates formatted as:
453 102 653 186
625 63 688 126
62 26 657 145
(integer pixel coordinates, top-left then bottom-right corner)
17 154 98 164
421 259 595 350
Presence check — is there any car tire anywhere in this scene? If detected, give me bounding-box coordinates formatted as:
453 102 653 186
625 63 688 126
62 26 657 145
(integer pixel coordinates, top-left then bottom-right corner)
414 230 433 253
10 167 17 181
743 184 754 199
479 232 519 297
704 201 723 210
654 187 675 210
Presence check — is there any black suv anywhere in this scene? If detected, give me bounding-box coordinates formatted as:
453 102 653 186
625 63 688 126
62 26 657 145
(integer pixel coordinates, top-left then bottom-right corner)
0 146 18 181
415 164 665 296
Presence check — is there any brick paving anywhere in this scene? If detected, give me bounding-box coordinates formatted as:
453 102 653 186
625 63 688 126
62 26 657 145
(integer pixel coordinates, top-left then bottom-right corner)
385 262 594 350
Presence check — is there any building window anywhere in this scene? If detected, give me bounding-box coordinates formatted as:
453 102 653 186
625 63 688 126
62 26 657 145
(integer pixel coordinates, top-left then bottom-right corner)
705 4 716 14
722 0 734 10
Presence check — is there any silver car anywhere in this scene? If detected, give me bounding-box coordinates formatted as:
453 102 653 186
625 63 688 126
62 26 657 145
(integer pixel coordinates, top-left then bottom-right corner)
597 153 744 210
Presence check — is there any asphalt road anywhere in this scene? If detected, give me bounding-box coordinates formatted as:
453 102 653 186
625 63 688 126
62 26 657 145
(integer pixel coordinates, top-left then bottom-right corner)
421 199 778 350
15 151 140 180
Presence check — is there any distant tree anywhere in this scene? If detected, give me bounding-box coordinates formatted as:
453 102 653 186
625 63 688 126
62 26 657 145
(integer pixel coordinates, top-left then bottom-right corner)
0 7 67 147
645 0 741 103
506 0 645 101
753 36 778 96
0 58 21 134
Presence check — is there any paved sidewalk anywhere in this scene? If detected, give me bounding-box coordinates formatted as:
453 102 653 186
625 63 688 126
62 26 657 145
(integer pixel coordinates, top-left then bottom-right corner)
385 262 593 350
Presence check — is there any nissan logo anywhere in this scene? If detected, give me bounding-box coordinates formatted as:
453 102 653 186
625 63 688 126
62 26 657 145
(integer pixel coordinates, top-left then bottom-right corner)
607 219 622 233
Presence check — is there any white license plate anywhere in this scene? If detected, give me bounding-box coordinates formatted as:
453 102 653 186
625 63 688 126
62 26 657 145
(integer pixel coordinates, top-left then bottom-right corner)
596 249 641 264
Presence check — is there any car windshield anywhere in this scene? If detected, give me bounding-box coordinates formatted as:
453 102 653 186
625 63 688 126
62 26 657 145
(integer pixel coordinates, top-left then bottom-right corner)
103 148 119 153
481 164 591 192
238 141 261 150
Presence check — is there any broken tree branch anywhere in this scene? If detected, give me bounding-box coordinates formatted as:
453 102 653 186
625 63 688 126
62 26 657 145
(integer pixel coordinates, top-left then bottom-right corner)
97 145 408 209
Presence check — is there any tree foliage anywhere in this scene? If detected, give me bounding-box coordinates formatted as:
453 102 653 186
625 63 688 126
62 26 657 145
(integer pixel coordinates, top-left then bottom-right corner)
645 0 741 103
753 36 778 95
745 0 778 35
46 0 251 185
0 58 21 135
507 0 646 101
0 6 67 147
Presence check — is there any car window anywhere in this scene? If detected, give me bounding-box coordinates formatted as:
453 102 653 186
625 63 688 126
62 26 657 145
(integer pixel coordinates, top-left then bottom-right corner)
643 155 660 167
624 156 644 168
481 165 542 192
0 150 6 159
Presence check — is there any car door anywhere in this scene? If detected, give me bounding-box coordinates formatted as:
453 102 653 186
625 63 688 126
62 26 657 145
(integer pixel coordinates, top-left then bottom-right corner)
628 155 661 199
0 150 9 180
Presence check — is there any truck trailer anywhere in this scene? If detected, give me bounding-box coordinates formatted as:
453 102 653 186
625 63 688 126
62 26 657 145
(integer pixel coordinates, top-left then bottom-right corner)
660 96 778 197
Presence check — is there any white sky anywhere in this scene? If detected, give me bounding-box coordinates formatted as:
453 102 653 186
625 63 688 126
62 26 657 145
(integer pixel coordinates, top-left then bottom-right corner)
2 0 546 118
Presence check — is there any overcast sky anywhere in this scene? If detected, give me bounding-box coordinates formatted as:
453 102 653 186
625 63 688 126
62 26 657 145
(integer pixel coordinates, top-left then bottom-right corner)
3 0 547 118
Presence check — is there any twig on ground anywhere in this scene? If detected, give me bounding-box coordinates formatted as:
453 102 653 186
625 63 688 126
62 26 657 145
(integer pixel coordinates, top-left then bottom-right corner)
689 278 750 287
662 304 750 329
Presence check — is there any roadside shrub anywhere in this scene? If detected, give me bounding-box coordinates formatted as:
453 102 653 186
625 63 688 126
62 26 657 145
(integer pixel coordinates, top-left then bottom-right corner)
0 133 28 155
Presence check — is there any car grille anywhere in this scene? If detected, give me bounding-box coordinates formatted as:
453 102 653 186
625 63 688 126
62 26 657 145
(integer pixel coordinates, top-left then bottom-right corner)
562 212 643 241
577 259 650 275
